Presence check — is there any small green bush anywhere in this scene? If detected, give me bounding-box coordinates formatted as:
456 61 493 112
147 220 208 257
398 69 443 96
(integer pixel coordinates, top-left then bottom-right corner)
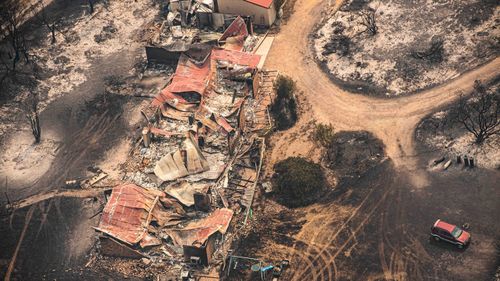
313 123 335 147
272 157 326 208
271 75 298 131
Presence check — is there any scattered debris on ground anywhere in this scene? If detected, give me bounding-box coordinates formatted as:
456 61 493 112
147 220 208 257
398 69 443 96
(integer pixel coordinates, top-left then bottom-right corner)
325 131 386 181
1 0 286 278
229 199 303 280
76 11 278 279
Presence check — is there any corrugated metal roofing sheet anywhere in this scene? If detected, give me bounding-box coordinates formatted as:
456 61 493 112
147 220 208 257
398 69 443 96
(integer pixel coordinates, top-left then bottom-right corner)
166 208 234 247
220 16 248 42
167 54 211 95
219 16 248 51
212 48 261 69
151 17 261 123
95 184 182 246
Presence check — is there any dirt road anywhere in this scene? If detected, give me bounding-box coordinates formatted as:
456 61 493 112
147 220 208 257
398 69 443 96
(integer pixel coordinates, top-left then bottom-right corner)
265 0 500 188
264 0 500 280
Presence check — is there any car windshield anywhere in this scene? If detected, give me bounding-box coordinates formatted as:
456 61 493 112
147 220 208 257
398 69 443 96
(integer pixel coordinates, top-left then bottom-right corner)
451 227 462 238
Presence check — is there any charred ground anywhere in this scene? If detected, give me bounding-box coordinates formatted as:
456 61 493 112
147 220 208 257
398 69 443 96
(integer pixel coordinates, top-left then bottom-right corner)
313 0 499 96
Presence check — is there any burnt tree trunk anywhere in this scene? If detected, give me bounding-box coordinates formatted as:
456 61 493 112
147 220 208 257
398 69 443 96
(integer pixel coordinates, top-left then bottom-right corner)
454 80 499 145
28 111 41 143
88 0 94 14
50 24 56 44
23 92 42 144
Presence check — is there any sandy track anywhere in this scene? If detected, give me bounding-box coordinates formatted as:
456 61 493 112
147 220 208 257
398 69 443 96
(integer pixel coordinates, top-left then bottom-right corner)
264 0 499 280
265 0 500 188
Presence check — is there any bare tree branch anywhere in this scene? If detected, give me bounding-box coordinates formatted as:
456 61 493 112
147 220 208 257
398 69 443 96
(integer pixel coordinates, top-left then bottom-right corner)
454 80 499 144
360 9 378 36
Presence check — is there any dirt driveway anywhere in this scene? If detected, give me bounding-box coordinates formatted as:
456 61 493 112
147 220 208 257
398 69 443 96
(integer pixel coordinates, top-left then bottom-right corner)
264 0 500 280
265 0 499 188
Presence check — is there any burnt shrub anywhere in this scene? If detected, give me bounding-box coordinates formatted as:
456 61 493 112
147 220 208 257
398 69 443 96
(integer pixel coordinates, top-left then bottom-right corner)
272 157 326 208
411 36 444 64
326 131 385 179
271 75 298 130
323 34 351 57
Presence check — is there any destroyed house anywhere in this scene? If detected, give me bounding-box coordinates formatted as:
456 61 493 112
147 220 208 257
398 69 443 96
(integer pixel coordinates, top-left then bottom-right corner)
215 0 277 26
149 17 262 134
93 16 278 277
167 208 233 265
95 184 233 266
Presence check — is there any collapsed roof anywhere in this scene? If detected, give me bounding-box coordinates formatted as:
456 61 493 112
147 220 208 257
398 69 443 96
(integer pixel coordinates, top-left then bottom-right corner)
166 208 233 247
94 16 276 274
154 131 210 182
150 16 261 144
219 16 249 51
94 184 184 247
95 184 233 249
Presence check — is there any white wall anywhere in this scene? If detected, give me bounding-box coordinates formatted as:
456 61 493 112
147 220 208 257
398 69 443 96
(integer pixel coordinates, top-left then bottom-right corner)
217 0 276 26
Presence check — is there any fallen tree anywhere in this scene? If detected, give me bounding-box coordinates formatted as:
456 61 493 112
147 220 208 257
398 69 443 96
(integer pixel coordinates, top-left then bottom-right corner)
4 187 112 212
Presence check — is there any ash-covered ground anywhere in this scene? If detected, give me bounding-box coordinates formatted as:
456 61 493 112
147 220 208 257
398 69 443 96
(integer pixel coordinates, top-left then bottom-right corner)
416 79 500 170
313 0 499 96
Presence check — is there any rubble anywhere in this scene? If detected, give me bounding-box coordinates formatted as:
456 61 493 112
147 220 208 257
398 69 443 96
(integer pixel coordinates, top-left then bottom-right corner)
89 13 278 279
94 183 185 247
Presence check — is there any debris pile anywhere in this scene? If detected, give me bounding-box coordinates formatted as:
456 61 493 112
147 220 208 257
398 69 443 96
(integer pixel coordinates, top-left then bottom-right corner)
92 15 278 278
144 1 261 65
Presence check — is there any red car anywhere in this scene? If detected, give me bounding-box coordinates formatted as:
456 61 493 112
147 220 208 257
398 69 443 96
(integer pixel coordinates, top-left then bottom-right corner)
431 219 471 248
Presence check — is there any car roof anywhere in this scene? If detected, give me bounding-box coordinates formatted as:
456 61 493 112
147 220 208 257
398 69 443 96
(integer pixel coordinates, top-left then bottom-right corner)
434 219 456 232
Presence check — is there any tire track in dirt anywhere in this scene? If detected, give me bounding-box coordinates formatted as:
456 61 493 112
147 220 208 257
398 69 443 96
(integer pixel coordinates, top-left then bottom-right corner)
313 185 392 280
291 178 392 280
376 179 440 281
266 0 499 278
265 0 500 188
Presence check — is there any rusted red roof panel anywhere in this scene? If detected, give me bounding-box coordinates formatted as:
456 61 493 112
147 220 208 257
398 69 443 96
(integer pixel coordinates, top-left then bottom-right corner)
95 184 169 246
220 16 249 42
212 48 261 69
151 17 261 115
167 208 234 247
167 54 211 95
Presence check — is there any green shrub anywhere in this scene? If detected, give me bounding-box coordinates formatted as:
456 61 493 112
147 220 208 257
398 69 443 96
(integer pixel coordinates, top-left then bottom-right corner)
313 123 335 147
272 157 326 208
271 75 298 130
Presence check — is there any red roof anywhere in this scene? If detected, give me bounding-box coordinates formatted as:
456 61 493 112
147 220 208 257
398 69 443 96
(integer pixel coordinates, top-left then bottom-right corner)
212 48 261 69
219 16 248 51
96 184 160 245
167 54 211 95
245 0 274 9
220 16 248 42
151 17 261 116
95 184 182 246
